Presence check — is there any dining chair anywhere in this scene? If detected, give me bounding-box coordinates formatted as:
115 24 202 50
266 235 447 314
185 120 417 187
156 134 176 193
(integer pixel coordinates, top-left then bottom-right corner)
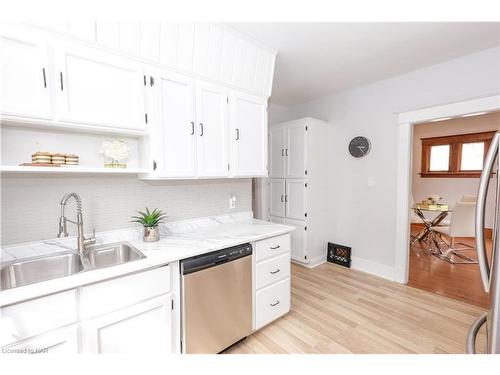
434 195 477 227
433 201 477 264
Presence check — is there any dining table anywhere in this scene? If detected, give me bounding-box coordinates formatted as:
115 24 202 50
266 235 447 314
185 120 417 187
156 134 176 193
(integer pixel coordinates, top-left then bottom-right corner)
411 205 452 256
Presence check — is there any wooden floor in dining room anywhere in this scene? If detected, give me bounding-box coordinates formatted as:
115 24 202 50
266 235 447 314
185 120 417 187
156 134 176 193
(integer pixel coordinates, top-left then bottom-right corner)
225 262 486 354
408 224 492 308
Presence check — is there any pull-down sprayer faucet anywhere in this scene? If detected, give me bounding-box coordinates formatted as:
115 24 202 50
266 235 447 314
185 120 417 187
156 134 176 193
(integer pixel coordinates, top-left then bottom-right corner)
57 192 96 255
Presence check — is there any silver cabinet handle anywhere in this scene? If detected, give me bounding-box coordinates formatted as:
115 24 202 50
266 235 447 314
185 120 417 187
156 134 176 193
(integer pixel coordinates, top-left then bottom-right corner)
284 195 288 202
280 195 284 202
270 245 280 250
190 121 195 135
59 72 64 91
466 312 487 354
476 132 499 292
199 123 204 136
281 148 285 156
285 148 288 156
235 128 240 140
270 300 280 307
42 68 47 88
270 268 280 274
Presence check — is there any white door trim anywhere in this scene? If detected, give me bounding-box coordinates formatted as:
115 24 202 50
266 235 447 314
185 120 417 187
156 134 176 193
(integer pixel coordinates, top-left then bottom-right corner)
394 94 500 283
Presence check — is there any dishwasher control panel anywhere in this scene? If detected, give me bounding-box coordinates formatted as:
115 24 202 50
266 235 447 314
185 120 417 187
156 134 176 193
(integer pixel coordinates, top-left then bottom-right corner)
181 243 252 275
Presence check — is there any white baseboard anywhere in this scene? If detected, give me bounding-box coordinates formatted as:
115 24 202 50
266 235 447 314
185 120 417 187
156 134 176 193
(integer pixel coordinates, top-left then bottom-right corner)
292 254 327 269
350 256 395 281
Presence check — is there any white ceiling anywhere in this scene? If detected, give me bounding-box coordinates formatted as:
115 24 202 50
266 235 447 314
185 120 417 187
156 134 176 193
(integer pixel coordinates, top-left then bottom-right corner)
228 23 500 105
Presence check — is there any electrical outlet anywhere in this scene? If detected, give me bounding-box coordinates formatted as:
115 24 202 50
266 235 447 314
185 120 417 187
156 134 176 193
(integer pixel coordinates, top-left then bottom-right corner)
229 196 236 209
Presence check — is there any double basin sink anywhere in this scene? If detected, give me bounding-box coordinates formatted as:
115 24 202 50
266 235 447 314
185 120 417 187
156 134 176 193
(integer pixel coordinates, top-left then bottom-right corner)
1 242 146 291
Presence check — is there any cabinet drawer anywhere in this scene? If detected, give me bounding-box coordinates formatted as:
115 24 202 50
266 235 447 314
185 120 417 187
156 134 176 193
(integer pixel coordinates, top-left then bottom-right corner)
255 234 290 261
255 277 290 330
1 290 77 345
80 266 170 320
256 253 290 290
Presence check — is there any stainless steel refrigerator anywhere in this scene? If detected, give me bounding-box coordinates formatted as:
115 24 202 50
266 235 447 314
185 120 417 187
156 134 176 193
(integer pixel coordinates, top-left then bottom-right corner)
467 131 500 354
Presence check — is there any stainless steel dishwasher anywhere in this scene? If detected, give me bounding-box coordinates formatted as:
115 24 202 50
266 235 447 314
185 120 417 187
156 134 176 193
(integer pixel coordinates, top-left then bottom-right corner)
181 243 252 354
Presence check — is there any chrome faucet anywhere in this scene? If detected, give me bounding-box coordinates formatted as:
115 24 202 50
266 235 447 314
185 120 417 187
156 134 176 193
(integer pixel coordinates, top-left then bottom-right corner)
57 192 96 255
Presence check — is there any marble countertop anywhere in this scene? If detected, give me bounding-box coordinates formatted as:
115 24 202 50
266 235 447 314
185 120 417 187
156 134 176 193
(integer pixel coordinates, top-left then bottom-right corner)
0 212 294 307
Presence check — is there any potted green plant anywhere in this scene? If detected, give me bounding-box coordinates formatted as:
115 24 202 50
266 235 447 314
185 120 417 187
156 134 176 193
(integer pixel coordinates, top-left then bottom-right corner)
131 207 166 242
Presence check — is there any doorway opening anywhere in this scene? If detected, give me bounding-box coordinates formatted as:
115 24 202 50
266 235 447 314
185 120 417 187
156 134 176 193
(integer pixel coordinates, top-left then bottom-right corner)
407 113 499 307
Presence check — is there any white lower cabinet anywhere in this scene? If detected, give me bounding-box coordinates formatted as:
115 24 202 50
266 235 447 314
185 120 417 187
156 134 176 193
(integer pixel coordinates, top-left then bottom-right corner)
255 278 291 330
253 233 291 330
82 294 173 354
0 264 178 355
285 218 308 264
4 324 79 354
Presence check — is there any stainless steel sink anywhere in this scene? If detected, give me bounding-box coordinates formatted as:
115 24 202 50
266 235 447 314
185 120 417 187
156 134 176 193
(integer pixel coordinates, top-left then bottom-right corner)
0 241 146 291
1 252 84 290
84 241 146 269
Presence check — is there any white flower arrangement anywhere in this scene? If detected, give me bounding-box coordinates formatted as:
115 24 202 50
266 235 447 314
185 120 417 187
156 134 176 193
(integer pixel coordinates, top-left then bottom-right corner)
100 139 130 167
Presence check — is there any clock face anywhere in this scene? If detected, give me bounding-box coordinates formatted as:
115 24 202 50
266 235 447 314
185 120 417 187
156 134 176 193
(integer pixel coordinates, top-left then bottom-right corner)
349 136 371 158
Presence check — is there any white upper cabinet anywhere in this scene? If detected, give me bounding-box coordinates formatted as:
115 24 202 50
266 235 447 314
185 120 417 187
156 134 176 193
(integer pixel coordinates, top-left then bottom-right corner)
155 70 196 178
286 122 307 178
229 91 267 177
269 127 286 178
195 81 229 177
0 27 52 119
54 42 146 130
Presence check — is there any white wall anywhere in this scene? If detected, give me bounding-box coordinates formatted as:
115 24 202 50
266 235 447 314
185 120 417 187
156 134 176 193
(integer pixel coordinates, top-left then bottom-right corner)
287 46 500 278
268 103 297 125
1 176 251 245
412 113 500 227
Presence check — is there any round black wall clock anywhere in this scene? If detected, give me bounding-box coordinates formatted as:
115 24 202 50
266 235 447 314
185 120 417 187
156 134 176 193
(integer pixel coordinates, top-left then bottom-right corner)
348 136 371 158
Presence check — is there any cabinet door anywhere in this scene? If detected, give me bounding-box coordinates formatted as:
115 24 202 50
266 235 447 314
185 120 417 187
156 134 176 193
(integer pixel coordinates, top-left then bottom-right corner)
0 27 51 119
268 179 285 218
54 43 145 130
156 70 196 177
4 324 79 354
269 127 286 178
285 179 307 220
195 81 229 177
82 294 173 354
286 123 307 178
285 218 308 263
229 91 267 177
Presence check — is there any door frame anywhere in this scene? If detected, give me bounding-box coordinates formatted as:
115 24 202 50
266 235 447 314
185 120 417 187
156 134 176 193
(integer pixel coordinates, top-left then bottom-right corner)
394 94 500 283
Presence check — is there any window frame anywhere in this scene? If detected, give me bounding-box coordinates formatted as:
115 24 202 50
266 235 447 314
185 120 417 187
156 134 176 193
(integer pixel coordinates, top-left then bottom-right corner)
420 131 495 178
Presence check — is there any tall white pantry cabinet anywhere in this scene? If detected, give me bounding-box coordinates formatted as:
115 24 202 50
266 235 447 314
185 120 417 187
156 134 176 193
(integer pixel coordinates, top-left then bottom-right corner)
268 118 329 267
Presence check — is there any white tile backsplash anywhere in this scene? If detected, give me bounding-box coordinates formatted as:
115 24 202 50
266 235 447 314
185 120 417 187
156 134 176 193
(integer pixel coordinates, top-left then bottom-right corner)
1 175 252 245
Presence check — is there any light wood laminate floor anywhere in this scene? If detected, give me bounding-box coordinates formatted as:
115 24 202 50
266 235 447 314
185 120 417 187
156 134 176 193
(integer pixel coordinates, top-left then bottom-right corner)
225 262 486 354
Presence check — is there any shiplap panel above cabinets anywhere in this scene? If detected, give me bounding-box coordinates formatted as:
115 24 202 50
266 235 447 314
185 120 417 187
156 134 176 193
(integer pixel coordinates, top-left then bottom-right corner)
140 23 160 61
24 22 276 97
118 22 141 56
